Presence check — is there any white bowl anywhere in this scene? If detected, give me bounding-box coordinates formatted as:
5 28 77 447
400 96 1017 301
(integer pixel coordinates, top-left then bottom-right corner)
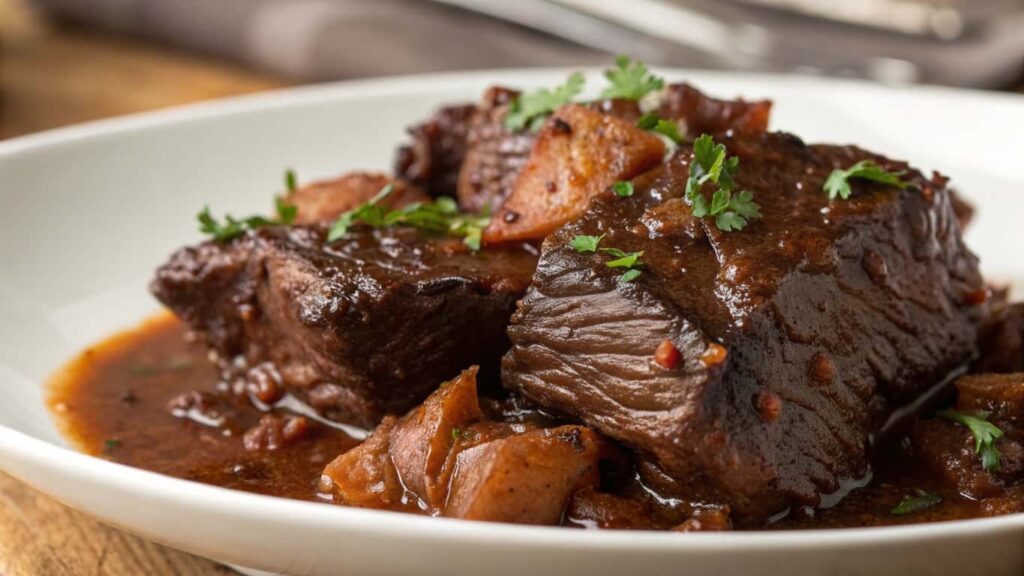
1 69 1022 576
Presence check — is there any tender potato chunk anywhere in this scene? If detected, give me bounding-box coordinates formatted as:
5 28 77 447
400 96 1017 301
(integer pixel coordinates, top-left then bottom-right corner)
320 417 404 509
288 172 428 225
909 373 1024 499
445 426 601 524
321 367 605 524
388 367 483 507
956 373 1024 418
484 104 665 244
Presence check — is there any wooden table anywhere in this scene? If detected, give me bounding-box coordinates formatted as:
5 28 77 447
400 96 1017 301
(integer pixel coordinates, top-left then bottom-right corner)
2 0 1023 574
0 1 284 573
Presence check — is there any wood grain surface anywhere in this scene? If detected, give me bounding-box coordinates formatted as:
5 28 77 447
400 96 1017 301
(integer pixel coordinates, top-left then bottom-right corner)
0 1 284 573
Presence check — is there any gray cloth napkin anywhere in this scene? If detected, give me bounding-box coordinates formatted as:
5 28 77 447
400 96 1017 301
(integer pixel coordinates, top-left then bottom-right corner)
30 0 607 79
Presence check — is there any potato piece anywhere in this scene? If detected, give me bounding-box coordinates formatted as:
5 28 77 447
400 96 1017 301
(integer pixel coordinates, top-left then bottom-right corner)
445 425 601 524
484 105 665 244
288 172 428 225
320 417 403 509
956 373 1024 419
388 367 483 507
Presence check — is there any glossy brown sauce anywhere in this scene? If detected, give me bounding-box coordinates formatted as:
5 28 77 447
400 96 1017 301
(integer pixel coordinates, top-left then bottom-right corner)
48 314 360 502
48 315 990 528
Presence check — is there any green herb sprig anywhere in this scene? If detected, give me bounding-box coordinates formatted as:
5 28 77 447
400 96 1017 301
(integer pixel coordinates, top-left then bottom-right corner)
198 195 297 243
937 409 1004 472
824 159 907 201
891 490 942 516
571 234 644 282
505 72 586 132
636 112 683 144
327 185 490 251
601 55 665 101
611 181 634 197
685 134 761 232
285 168 298 193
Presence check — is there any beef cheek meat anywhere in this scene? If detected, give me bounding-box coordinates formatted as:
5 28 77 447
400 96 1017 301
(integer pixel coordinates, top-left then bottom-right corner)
501 132 988 524
151 225 537 427
394 103 476 199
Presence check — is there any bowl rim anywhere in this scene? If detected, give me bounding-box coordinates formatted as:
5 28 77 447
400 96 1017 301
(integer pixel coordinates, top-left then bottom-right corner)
1 66 1022 551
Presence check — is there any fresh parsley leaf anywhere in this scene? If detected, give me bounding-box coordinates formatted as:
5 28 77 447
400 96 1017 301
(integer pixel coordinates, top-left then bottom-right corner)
285 168 298 193
275 196 298 225
685 134 761 231
327 185 490 251
197 207 277 242
505 72 586 132
198 175 301 242
824 159 907 201
571 235 643 282
891 490 942 516
571 234 604 253
451 427 461 441
601 55 665 101
601 248 643 268
937 409 1004 471
612 181 634 197
103 438 122 453
327 184 395 241
636 113 682 144
619 268 642 282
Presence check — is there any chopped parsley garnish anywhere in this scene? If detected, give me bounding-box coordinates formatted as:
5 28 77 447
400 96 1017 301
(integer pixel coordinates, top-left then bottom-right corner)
103 439 122 453
823 159 907 201
285 168 298 193
570 234 604 253
198 195 297 243
612 181 634 197
601 247 643 269
451 427 461 441
685 134 761 232
505 72 586 132
891 490 942 516
619 269 643 283
636 113 682 144
601 55 664 101
570 235 644 282
937 409 1004 472
327 185 490 251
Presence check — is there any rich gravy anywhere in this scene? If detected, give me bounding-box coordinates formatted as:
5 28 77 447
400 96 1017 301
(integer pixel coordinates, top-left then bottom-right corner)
47 315 992 528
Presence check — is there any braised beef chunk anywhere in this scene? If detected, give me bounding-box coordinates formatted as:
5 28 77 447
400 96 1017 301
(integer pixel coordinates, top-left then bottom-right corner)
658 83 771 137
397 83 773 222
456 87 535 214
910 373 1024 506
975 303 1024 373
151 226 537 427
502 132 987 523
321 367 604 524
948 189 975 231
394 104 475 198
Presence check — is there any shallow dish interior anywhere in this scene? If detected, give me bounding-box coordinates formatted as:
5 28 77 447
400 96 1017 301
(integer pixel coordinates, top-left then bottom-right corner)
1 69 1023 576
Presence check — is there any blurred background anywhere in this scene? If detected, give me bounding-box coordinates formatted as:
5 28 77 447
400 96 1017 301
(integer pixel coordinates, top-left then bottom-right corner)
3 0 1024 140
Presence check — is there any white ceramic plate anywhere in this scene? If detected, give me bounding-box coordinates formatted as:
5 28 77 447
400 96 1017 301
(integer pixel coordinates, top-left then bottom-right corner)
1 69 1023 576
